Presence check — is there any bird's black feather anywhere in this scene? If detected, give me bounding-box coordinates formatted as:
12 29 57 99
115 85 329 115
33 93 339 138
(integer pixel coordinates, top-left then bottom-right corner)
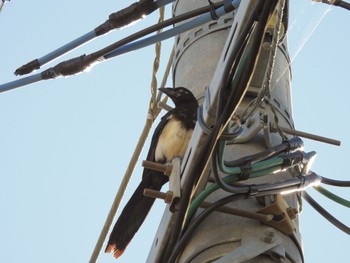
105 87 198 258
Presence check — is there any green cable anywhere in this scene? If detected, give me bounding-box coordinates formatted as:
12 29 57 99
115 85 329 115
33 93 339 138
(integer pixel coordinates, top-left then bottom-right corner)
218 140 284 175
188 139 300 222
187 25 293 223
187 166 280 221
313 185 350 208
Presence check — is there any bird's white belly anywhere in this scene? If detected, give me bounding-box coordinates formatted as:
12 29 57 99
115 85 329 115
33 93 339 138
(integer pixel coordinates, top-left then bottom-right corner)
155 118 193 162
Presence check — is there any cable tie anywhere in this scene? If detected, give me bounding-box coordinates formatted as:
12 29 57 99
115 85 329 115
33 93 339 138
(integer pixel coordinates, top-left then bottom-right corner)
41 68 59 80
246 184 259 198
241 156 253 166
281 151 304 170
224 0 235 12
207 0 219 20
283 137 304 152
296 175 307 190
239 163 252 181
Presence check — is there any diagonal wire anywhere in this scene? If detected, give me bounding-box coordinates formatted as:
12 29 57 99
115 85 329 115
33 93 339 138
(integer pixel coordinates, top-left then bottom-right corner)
0 0 7 14
302 191 350 235
88 6 171 263
149 5 165 120
241 0 287 141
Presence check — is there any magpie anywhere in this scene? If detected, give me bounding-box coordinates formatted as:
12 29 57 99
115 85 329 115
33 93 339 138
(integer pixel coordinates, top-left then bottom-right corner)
105 87 198 259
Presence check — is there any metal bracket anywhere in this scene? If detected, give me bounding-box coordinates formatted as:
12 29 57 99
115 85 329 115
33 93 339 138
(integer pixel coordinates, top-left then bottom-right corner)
229 111 263 143
262 113 275 148
142 157 182 212
257 194 298 235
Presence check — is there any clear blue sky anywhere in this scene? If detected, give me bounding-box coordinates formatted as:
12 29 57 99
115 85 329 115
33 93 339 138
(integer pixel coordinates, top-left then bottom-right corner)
0 1 349 262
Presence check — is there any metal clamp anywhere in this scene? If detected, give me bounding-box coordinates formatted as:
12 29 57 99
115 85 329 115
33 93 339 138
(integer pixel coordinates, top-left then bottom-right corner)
257 194 298 235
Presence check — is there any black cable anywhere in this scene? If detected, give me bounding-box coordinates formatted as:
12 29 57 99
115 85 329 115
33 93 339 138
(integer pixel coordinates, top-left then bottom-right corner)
212 145 252 194
337 0 350 10
167 194 244 263
313 0 350 11
40 1 226 79
302 191 350 235
162 0 283 260
94 0 159 36
213 146 321 195
213 0 279 194
161 0 270 259
321 176 350 187
224 137 303 167
216 0 278 128
15 0 165 76
160 123 221 262
159 1 265 261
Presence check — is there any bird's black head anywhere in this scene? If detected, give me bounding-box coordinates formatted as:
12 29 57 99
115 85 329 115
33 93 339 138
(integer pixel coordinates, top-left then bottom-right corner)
159 87 198 107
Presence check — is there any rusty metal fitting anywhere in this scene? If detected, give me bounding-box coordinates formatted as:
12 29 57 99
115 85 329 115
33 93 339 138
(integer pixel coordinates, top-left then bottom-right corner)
143 188 174 204
142 160 173 176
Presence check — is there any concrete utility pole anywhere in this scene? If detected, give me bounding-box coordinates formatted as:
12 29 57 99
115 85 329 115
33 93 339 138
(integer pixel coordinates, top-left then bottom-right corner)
147 0 305 262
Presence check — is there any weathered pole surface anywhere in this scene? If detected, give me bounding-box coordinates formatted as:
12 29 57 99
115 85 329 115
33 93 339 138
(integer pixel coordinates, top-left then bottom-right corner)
148 0 304 262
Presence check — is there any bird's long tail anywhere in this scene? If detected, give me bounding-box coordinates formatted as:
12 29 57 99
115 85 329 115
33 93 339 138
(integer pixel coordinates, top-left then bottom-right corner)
105 171 167 258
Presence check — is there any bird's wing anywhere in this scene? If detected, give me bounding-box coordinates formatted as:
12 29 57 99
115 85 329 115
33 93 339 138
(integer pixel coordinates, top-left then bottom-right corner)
142 110 173 178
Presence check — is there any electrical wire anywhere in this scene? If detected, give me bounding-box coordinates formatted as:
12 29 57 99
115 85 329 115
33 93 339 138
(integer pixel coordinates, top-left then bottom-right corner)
167 194 245 263
0 0 230 93
243 0 286 122
0 0 9 14
0 1 5 13
217 140 306 175
160 1 267 260
149 5 165 120
15 0 176 76
212 145 319 196
312 0 350 11
216 0 279 135
89 8 172 262
224 136 304 167
321 176 350 187
171 176 322 262
313 185 350 208
185 149 319 225
302 191 350 235
336 0 350 10
88 1 235 67
188 165 278 221
47 1 224 74
165 0 280 258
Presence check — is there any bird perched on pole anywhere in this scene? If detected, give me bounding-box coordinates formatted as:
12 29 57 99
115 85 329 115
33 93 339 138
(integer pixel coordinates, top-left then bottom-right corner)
105 87 198 259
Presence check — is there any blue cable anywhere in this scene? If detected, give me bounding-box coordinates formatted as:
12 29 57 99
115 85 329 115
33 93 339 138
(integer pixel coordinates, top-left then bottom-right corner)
38 31 96 69
38 0 176 66
0 74 43 93
105 0 241 58
14 0 176 76
0 0 240 93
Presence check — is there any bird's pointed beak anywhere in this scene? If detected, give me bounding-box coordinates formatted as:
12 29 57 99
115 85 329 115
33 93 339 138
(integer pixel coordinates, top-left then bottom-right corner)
159 87 175 97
